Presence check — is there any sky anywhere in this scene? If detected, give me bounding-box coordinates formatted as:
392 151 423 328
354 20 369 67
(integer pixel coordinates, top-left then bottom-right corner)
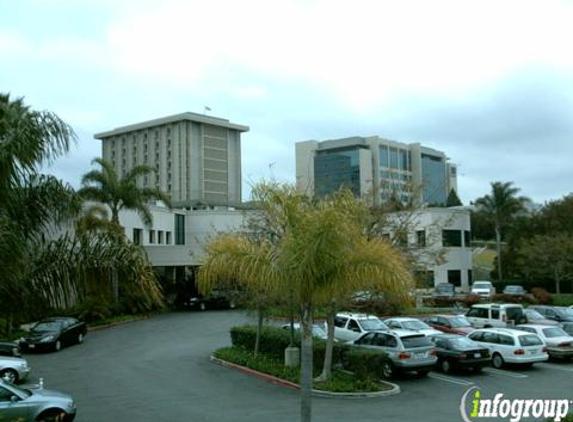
2 0 573 205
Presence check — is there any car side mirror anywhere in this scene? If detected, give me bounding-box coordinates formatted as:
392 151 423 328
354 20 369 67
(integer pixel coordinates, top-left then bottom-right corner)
10 395 19 403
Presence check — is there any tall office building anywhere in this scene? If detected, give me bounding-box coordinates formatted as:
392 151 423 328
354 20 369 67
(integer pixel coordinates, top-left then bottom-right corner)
95 112 249 208
296 136 457 206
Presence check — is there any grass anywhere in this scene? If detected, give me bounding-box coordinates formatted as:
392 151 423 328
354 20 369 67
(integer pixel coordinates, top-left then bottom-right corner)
213 346 390 393
553 294 573 307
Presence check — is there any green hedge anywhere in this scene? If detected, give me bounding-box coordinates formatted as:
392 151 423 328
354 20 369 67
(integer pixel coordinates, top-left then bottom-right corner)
229 325 349 365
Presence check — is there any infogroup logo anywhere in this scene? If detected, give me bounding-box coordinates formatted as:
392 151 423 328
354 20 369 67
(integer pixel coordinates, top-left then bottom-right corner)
460 387 571 422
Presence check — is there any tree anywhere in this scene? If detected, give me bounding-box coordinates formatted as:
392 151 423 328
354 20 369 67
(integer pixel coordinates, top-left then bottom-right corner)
446 188 462 207
78 158 172 228
198 183 413 422
474 181 530 280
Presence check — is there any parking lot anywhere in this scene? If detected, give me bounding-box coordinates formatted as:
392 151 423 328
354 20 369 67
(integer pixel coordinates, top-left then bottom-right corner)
21 311 573 422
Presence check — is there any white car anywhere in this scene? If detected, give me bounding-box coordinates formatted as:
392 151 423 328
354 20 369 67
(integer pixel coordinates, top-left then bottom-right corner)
516 324 573 359
0 356 31 384
471 281 496 298
468 328 548 368
384 317 442 336
465 303 526 328
331 313 389 342
280 323 329 340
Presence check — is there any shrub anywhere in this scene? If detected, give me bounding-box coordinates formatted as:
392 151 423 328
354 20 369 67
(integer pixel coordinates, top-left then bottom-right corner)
491 293 537 305
531 288 553 305
342 348 389 380
348 299 405 317
552 294 573 307
71 296 114 323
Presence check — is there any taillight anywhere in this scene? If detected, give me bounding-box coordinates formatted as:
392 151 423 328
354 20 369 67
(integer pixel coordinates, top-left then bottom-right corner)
430 349 437 356
459 353 468 359
514 349 525 355
558 342 571 347
398 352 411 360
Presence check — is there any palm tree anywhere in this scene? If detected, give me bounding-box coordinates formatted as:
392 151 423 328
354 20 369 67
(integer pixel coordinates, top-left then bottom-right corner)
78 158 172 228
475 181 530 281
198 183 413 422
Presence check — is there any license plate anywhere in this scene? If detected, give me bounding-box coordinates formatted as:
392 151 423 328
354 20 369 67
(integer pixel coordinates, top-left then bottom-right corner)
474 353 481 358
414 352 427 358
28 344 35 349
529 349 538 355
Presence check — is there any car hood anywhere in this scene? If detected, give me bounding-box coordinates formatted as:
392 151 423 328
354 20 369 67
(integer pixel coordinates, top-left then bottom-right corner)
29 388 73 402
0 356 27 365
0 341 18 347
24 330 60 340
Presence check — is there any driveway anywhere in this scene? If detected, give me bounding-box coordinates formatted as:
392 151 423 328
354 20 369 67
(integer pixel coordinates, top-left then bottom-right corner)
22 311 573 422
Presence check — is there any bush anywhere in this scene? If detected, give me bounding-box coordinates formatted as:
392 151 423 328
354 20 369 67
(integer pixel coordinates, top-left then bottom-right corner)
531 288 553 305
491 293 537 305
423 294 481 308
70 296 114 323
552 294 573 307
342 348 389 380
348 299 406 317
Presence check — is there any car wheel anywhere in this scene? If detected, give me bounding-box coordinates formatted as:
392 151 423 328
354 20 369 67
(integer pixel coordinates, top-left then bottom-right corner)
35 409 69 422
77 333 84 344
54 340 62 352
492 353 504 369
381 361 394 379
0 368 18 383
440 359 451 373
417 370 430 377
199 302 206 311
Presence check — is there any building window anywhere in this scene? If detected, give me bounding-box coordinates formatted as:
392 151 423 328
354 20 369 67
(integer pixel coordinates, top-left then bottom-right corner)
448 270 462 287
175 214 185 245
464 230 471 247
133 228 143 245
467 269 473 285
149 230 156 244
166 231 172 245
442 230 462 247
158 230 163 244
416 230 426 247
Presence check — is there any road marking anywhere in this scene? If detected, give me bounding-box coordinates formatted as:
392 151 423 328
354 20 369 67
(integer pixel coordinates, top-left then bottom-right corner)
537 363 573 372
482 368 528 378
429 372 474 386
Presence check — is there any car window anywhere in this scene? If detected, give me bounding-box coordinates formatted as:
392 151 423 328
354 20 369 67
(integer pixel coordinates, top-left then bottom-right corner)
518 327 535 334
375 333 398 348
449 337 478 349
401 335 432 348
0 387 13 402
545 309 556 317
498 335 514 345
359 319 388 331
467 308 481 318
427 317 438 325
33 321 63 331
491 309 500 319
449 317 471 328
482 332 499 344
334 317 348 328
477 308 488 318
402 320 430 330
469 331 483 341
525 310 544 321
347 320 361 332
542 327 568 338
519 334 543 346
387 320 402 329
356 333 376 345
505 307 524 321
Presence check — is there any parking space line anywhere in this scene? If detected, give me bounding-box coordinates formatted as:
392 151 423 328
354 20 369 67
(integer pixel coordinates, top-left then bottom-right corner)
429 372 474 386
537 363 573 372
482 368 528 378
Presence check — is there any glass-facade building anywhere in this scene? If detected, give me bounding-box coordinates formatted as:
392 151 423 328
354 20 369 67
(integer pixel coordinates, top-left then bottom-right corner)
314 147 365 197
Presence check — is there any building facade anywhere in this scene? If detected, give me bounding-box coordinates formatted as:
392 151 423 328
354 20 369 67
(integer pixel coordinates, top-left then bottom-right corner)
296 136 457 206
95 113 249 208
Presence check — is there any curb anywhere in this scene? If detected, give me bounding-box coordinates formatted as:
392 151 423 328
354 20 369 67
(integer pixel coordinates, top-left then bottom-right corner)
88 316 149 332
210 355 401 398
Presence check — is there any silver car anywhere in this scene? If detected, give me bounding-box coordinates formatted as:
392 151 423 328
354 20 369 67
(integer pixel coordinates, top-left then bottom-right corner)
0 356 31 383
349 329 437 378
0 379 76 421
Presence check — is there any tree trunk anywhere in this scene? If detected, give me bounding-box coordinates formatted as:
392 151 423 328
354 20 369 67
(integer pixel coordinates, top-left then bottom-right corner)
254 307 264 357
555 270 561 295
495 225 503 281
317 306 335 382
300 303 313 422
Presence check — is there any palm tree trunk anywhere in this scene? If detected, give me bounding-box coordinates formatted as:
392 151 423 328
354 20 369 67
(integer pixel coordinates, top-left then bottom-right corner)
254 307 263 357
495 225 503 281
300 303 313 422
318 305 335 382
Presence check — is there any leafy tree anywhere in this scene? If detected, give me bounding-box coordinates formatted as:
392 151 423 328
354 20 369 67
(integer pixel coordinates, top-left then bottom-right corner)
446 188 462 207
198 183 412 422
79 157 172 228
474 181 530 280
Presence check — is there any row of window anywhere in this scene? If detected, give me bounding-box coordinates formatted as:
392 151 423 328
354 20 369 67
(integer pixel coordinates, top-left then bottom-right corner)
131 214 186 245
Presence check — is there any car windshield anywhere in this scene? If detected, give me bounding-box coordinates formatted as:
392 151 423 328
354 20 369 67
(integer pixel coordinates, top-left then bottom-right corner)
3 383 32 399
436 284 453 292
449 337 478 349
542 327 569 338
32 321 63 332
449 316 472 328
519 334 543 346
505 286 521 292
402 320 431 330
525 310 545 321
473 283 491 289
401 335 433 348
312 326 327 337
557 308 573 318
360 319 388 331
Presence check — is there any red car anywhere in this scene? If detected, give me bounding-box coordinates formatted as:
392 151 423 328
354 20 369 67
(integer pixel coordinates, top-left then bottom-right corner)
425 315 475 335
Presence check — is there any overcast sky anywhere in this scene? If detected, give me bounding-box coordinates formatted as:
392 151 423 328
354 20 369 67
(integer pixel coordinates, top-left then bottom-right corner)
2 0 572 205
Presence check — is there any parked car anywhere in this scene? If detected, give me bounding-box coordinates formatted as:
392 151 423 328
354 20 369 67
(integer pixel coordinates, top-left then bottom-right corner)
349 330 437 378
528 306 573 323
562 322 573 336
384 317 442 336
0 341 22 357
332 313 389 342
503 285 527 296
429 333 491 373
433 283 455 298
465 303 526 328
19 317 87 353
0 356 30 384
471 281 496 298
468 328 548 368
280 323 329 340
425 315 475 335
181 290 236 311
0 378 77 422
523 309 559 326
516 324 573 359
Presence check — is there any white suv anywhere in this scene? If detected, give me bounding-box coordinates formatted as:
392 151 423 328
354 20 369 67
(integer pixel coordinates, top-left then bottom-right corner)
465 304 526 328
468 328 548 368
332 313 389 342
471 281 496 298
